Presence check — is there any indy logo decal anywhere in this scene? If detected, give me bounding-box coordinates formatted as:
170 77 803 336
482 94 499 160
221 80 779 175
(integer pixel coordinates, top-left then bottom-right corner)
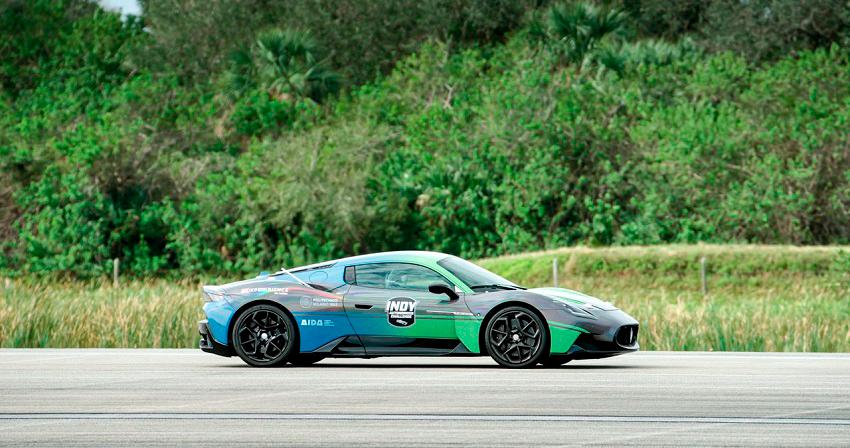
386 297 417 327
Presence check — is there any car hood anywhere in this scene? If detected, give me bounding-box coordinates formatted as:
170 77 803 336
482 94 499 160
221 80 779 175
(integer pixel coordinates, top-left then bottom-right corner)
529 287 619 311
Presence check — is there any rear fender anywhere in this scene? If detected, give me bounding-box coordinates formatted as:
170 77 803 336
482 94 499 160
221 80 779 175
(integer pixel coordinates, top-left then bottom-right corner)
207 280 357 352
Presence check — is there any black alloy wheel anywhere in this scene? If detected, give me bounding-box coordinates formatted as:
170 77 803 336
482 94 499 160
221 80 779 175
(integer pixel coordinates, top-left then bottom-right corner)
232 304 296 367
485 306 548 368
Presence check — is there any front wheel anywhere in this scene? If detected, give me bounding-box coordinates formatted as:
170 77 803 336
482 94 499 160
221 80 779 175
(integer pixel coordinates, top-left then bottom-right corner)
231 304 296 367
485 306 549 368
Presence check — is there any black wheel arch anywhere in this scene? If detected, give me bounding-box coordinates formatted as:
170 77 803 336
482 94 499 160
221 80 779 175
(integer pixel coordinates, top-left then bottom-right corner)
478 300 550 357
227 300 299 351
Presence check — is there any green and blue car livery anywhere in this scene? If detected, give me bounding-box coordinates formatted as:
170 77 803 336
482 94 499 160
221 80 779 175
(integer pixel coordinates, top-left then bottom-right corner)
199 251 639 368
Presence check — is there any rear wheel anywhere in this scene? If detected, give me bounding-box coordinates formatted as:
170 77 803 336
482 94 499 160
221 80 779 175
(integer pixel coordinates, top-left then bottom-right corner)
485 306 548 368
289 353 326 366
231 304 296 367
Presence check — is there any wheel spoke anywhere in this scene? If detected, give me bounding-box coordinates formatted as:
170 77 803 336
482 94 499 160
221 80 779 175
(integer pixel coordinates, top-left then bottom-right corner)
267 339 281 354
491 334 508 346
243 338 258 355
510 317 521 331
520 326 539 338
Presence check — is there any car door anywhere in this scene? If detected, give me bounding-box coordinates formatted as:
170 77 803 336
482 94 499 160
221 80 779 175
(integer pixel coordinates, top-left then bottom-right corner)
342 262 471 355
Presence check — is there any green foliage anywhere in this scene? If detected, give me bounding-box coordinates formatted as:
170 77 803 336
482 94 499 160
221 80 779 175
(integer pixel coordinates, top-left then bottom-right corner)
621 0 708 39
139 0 543 84
701 0 850 62
0 0 143 97
228 29 340 103
223 28 337 137
625 47 850 244
359 41 637 257
544 1 628 64
174 119 398 272
593 38 698 76
622 0 850 63
3 1 850 278
533 2 695 77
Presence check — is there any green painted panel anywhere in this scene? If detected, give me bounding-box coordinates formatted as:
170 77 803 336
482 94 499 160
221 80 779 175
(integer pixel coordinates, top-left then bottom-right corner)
549 325 580 354
390 317 456 338
455 318 483 353
549 321 590 334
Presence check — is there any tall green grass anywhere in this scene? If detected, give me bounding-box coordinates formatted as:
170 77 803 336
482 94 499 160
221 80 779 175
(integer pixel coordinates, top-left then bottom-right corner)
0 279 203 348
479 245 850 351
1 245 848 351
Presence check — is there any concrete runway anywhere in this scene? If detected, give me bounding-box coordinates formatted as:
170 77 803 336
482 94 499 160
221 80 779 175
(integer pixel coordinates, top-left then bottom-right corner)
1 350 848 447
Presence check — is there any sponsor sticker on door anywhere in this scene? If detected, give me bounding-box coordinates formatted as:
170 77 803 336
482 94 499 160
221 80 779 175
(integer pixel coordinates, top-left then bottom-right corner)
386 297 416 327
300 319 334 327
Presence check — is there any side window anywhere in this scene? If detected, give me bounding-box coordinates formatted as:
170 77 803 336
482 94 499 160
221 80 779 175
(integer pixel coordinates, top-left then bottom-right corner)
354 263 447 291
344 266 356 284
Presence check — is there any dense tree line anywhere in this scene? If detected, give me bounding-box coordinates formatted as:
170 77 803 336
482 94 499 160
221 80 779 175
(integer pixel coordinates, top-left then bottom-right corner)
1 0 849 277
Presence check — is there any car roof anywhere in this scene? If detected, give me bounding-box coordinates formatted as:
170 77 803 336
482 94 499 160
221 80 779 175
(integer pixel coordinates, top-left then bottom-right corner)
291 251 452 272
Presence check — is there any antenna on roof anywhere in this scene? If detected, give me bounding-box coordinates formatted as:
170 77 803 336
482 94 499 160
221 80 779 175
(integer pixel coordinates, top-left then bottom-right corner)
277 265 313 288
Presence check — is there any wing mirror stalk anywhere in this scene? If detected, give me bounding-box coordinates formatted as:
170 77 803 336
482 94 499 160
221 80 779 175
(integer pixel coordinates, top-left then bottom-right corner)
428 283 459 300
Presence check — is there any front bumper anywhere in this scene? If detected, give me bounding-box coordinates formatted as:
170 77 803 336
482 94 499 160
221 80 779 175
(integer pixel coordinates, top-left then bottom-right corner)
567 324 639 359
199 320 233 357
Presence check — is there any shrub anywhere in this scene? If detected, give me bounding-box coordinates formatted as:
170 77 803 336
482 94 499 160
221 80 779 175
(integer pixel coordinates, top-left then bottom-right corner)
3 1 850 277
701 0 850 62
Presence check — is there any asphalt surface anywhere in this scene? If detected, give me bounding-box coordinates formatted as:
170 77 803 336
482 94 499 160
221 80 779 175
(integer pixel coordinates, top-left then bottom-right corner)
1 350 849 447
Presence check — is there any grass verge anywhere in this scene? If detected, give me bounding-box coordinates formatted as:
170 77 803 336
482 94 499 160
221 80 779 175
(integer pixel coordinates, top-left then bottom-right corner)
2 245 848 351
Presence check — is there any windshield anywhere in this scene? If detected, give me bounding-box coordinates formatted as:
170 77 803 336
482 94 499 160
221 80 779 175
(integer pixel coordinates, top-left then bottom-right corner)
437 256 518 289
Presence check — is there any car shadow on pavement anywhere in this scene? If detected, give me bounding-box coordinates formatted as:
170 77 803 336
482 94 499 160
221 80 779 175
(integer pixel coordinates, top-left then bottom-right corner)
217 363 647 369
217 363 499 369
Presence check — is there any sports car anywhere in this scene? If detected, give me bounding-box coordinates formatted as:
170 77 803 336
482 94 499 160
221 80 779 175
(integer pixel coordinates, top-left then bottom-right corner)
198 251 639 368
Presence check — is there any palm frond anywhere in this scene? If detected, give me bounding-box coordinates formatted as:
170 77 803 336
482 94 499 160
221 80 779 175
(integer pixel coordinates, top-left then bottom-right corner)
547 1 627 64
228 28 341 103
224 47 257 96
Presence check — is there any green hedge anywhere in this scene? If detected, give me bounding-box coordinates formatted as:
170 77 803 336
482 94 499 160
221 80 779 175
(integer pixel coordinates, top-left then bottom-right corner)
479 245 850 286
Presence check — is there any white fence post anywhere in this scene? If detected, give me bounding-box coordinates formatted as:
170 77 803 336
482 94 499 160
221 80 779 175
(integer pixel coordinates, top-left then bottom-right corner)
113 258 120 288
700 256 707 296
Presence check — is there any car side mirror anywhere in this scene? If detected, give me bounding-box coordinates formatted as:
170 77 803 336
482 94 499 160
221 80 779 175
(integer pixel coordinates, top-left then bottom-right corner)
428 283 459 300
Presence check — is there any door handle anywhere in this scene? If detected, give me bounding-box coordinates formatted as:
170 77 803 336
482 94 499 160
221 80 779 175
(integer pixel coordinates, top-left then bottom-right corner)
354 304 373 310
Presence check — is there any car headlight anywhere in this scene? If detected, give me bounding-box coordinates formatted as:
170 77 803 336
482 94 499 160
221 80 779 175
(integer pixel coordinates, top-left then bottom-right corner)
553 300 598 320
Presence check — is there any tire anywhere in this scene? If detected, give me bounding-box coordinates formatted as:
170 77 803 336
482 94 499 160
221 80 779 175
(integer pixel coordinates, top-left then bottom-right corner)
542 355 572 367
231 304 296 367
289 353 326 366
485 306 549 368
